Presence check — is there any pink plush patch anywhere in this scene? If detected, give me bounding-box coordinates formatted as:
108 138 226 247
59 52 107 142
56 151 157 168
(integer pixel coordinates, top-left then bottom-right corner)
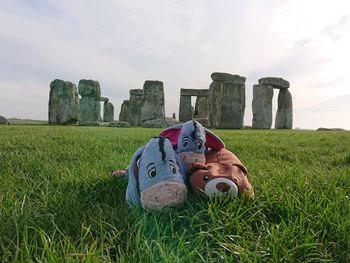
159 128 181 146
205 131 225 150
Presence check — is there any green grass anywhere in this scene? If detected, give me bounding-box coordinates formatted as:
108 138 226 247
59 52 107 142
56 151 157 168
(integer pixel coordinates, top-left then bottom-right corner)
0 126 349 262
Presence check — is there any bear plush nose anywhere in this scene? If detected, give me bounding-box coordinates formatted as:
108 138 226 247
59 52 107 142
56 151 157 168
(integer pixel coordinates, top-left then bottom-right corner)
216 182 231 192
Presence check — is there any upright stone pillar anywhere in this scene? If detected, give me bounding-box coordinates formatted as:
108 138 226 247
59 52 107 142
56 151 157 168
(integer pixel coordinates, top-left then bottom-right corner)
209 72 246 129
141 80 165 123
128 89 143 126
252 85 274 129
275 89 293 129
119 100 129 122
49 79 79 124
194 96 208 119
103 101 114 122
78 80 101 124
179 94 192 122
208 81 221 128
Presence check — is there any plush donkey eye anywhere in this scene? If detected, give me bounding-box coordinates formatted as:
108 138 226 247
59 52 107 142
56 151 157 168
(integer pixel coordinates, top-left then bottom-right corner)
197 140 203 150
203 175 209 182
182 137 189 147
169 164 177 174
148 167 156 178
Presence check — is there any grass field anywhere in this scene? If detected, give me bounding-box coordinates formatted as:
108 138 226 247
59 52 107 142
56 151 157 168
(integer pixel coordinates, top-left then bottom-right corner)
0 125 349 262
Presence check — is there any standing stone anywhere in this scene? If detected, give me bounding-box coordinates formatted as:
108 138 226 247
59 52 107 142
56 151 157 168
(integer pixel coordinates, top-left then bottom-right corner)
208 81 221 127
49 79 79 124
194 96 208 119
119 100 129 122
141 81 165 123
179 95 192 122
0 115 8 125
252 85 274 129
78 79 101 124
103 101 114 122
216 81 246 129
172 113 176 119
275 89 293 129
128 89 143 126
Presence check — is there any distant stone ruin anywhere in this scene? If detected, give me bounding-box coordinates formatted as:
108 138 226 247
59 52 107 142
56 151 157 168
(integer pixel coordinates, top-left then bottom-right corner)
179 89 208 122
119 80 166 127
252 77 292 129
0 115 9 125
49 79 115 125
49 79 79 124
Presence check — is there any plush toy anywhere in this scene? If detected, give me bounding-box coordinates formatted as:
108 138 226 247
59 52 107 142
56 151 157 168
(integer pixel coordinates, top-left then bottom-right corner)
159 120 225 170
125 136 188 210
190 148 254 198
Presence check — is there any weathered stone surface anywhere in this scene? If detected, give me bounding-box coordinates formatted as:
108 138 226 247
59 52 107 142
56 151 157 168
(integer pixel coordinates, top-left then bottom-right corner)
216 81 246 129
252 84 274 129
128 89 143 126
141 81 165 123
0 115 8 125
49 79 79 124
100 97 109 102
258 77 290 89
119 100 129 122
317 128 346 131
103 101 114 122
180 89 209 97
109 121 131 128
179 95 192 122
275 89 293 129
78 79 102 124
208 81 222 127
211 72 246 84
79 96 101 123
172 113 176 119
194 96 208 119
78 79 101 97
142 118 181 128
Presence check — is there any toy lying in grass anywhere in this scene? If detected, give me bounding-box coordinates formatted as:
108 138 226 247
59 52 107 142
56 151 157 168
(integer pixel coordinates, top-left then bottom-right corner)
190 148 254 199
160 120 225 170
124 136 188 210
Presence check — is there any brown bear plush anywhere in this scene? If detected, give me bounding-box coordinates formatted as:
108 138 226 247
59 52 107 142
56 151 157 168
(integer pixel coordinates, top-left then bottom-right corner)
190 148 254 199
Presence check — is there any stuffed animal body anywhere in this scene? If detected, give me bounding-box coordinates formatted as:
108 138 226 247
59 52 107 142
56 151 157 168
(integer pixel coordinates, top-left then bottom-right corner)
125 137 188 210
190 148 254 198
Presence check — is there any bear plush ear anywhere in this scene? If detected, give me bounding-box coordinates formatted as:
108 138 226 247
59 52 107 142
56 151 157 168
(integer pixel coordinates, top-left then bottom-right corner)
125 146 145 205
159 124 183 146
204 128 225 150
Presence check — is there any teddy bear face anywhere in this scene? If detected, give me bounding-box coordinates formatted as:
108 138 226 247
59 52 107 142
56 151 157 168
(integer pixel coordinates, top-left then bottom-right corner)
189 149 254 198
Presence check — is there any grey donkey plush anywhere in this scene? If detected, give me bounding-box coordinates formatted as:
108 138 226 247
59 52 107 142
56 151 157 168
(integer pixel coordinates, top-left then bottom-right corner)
125 136 188 210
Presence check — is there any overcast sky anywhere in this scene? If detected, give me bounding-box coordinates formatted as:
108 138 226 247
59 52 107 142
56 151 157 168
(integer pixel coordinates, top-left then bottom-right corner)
1 0 349 129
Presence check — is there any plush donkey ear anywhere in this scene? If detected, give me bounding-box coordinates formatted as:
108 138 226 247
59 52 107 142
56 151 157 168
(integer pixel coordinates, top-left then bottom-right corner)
175 153 189 183
159 124 184 146
125 146 145 206
204 128 225 149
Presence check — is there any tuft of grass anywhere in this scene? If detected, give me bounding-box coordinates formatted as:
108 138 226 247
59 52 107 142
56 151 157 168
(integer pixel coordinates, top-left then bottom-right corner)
0 126 349 262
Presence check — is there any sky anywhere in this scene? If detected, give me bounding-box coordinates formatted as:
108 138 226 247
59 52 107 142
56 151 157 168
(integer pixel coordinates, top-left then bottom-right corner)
1 0 349 129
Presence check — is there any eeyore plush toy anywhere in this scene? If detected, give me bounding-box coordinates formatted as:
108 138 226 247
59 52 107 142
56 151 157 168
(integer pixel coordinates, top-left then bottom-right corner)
160 120 225 170
125 136 188 210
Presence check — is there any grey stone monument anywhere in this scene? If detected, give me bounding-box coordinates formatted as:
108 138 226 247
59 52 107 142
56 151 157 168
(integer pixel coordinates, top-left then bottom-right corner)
275 89 293 129
78 79 101 124
252 84 274 129
179 89 209 122
49 79 79 124
128 89 143 126
103 101 114 122
194 96 208 119
141 80 165 123
208 72 246 129
119 100 129 122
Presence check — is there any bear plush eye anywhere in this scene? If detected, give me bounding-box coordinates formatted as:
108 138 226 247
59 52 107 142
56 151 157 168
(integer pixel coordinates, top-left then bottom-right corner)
169 163 176 174
148 167 156 178
203 175 209 182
